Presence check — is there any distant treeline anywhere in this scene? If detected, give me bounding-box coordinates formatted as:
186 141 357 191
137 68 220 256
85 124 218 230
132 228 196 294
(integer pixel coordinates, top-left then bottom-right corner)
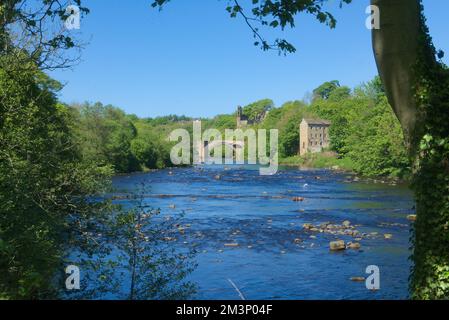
69 77 409 178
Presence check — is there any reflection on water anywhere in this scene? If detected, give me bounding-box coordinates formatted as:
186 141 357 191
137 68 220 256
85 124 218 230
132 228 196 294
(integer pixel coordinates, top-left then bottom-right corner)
112 165 414 300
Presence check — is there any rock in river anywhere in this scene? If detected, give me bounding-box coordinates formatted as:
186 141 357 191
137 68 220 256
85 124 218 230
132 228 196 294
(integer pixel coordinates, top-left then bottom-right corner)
347 242 361 250
303 223 313 230
329 240 346 251
224 243 239 247
350 277 365 282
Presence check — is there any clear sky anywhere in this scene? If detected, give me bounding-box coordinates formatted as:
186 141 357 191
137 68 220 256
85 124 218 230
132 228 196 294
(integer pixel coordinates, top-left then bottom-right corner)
50 0 449 118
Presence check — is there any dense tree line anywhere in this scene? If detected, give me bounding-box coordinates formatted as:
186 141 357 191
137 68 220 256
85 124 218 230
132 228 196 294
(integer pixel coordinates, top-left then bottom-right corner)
68 102 179 173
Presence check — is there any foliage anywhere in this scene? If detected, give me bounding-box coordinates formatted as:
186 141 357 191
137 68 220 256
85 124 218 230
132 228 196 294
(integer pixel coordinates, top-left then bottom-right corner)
241 99 273 122
309 77 410 178
0 0 89 70
152 0 353 54
0 58 112 299
312 80 341 101
70 102 178 173
106 186 197 300
408 1 449 299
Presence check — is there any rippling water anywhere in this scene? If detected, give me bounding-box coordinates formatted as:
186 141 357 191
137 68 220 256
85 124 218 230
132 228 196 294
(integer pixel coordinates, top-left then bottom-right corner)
112 165 414 300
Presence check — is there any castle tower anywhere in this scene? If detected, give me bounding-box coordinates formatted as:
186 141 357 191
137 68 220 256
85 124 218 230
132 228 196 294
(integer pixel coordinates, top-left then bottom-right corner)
236 106 248 128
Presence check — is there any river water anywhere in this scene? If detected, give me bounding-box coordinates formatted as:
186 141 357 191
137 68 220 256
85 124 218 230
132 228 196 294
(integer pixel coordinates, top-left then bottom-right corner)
112 165 414 300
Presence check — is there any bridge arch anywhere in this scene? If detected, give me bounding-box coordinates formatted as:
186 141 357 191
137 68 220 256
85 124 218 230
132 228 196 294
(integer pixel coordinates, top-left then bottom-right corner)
198 140 244 163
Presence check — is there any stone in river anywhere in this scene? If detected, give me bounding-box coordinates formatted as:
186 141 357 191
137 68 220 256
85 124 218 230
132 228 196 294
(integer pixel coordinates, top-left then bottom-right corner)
347 242 361 250
329 240 346 251
303 223 313 230
342 220 351 227
292 196 305 202
224 243 239 247
350 277 365 282
407 214 417 222
384 233 393 239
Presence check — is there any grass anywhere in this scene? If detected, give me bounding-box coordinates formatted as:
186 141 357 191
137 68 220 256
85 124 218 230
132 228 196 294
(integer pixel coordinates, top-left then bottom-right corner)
279 152 355 172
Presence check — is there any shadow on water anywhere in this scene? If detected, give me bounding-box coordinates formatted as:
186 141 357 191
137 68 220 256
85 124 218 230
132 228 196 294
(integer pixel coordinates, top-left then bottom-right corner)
112 165 415 300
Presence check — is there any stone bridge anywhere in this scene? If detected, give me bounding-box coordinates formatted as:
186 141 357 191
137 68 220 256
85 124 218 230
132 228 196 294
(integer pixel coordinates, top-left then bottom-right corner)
197 140 245 163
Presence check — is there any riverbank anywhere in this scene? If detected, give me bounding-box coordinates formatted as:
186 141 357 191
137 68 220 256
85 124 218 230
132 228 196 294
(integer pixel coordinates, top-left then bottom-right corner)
279 152 355 171
279 152 410 185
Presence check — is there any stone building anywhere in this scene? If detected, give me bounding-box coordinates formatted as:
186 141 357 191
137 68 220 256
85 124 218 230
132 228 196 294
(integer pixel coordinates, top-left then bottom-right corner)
236 106 249 128
299 118 331 156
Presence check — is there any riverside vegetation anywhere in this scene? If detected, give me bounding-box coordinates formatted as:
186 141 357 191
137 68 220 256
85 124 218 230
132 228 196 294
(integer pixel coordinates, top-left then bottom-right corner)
68 77 410 179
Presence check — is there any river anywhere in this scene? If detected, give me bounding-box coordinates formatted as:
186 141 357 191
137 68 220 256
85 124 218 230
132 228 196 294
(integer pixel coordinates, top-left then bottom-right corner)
112 165 414 300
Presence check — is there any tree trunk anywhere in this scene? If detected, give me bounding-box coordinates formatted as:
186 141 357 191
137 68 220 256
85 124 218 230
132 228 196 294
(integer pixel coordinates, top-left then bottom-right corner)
371 0 420 145
371 0 449 299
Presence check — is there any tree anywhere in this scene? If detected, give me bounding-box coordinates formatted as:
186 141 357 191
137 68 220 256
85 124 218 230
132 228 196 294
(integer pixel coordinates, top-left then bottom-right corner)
73 103 141 173
0 0 89 70
130 137 158 169
108 185 196 300
241 99 273 122
0 58 113 299
312 80 341 101
371 0 449 299
151 0 449 299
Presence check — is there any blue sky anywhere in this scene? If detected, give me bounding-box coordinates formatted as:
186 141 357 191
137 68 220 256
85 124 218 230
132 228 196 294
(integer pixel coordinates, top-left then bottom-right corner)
51 0 449 118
